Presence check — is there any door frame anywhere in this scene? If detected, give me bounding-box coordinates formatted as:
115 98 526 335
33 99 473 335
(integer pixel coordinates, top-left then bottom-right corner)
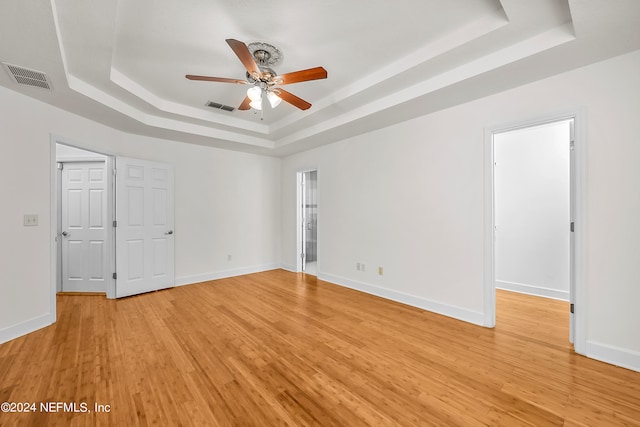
296 168 318 273
50 136 117 306
483 110 587 355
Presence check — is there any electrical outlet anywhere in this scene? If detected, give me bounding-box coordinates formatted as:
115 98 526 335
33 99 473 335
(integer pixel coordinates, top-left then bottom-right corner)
24 214 38 226
227 254 232 261
378 266 384 276
356 262 361 271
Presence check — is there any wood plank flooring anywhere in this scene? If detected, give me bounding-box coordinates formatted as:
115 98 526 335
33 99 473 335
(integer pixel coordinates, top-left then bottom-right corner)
0 270 638 426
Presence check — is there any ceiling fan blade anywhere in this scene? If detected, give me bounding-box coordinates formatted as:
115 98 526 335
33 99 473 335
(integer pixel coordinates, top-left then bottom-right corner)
238 96 251 110
276 67 328 85
275 89 312 110
185 75 247 84
225 39 261 77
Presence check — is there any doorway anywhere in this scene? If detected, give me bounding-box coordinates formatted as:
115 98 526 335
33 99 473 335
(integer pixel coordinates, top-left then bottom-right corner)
494 119 572 302
297 170 318 275
484 115 585 352
55 143 115 296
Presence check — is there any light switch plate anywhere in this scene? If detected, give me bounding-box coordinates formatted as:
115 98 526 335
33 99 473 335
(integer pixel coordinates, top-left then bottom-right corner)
24 214 38 226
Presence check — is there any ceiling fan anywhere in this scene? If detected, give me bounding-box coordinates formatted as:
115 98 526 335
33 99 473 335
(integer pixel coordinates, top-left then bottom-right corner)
186 39 327 112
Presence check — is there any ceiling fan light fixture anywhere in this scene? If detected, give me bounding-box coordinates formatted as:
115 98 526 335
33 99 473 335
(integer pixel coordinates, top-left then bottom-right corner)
267 91 282 108
247 86 262 102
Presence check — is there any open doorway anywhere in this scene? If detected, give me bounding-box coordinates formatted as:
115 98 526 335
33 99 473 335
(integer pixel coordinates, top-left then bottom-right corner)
494 120 573 300
55 143 115 296
297 170 318 275
491 118 575 342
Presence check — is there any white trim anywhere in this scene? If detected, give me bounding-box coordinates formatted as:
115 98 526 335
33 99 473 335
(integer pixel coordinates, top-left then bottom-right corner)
49 138 58 323
175 264 280 286
484 109 587 354
483 129 496 327
318 273 485 326
295 171 303 273
105 154 116 299
280 263 297 273
56 163 62 292
586 341 640 373
496 281 569 301
572 110 588 356
0 314 55 345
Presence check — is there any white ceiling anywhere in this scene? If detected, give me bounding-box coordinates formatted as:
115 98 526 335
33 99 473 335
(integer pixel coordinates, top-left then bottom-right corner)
1 0 638 156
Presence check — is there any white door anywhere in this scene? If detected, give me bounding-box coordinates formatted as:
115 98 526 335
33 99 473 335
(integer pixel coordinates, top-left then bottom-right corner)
61 161 108 292
115 156 174 298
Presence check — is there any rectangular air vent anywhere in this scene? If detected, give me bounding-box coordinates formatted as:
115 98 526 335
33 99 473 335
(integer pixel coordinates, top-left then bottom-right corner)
2 62 52 90
205 101 235 112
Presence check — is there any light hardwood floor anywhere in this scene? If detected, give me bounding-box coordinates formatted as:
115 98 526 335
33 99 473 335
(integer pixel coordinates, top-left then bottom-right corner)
0 270 638 426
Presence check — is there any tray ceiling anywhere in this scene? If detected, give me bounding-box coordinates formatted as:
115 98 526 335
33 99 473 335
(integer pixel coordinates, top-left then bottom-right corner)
1 0 639 156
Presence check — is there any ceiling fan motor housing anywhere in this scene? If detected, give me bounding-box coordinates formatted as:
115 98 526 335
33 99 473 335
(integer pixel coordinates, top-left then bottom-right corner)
247 42 283 67
247 67 279 86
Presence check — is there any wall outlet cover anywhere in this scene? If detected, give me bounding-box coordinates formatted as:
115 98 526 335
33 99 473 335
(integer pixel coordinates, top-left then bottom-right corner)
24 214 38 226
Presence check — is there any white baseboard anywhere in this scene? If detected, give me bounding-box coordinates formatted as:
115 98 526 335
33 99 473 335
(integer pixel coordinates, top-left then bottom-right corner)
586 341 640 373
318 273 485 326
496 280 569 301
279 263 297 273
175 263 280 286
0 313 55 345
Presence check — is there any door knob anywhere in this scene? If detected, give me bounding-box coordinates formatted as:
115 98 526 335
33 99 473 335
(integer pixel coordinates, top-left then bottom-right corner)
61 231 68 237
165 230 174 235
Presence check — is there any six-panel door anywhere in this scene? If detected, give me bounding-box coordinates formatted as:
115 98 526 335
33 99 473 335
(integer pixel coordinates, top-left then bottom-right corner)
61 161 108 292
115 157 174 298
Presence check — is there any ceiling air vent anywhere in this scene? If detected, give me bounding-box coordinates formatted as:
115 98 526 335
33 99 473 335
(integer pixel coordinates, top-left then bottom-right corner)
2 62 52 90
205 101 235 112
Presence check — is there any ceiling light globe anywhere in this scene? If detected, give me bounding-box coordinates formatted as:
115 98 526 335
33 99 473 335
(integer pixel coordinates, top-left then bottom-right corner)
267 92 282 108
247 86 262 102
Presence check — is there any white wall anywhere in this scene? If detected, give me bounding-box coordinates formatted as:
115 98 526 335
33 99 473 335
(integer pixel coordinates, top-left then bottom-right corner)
494 121 571 300
281 50 640 370
0 85 281 343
